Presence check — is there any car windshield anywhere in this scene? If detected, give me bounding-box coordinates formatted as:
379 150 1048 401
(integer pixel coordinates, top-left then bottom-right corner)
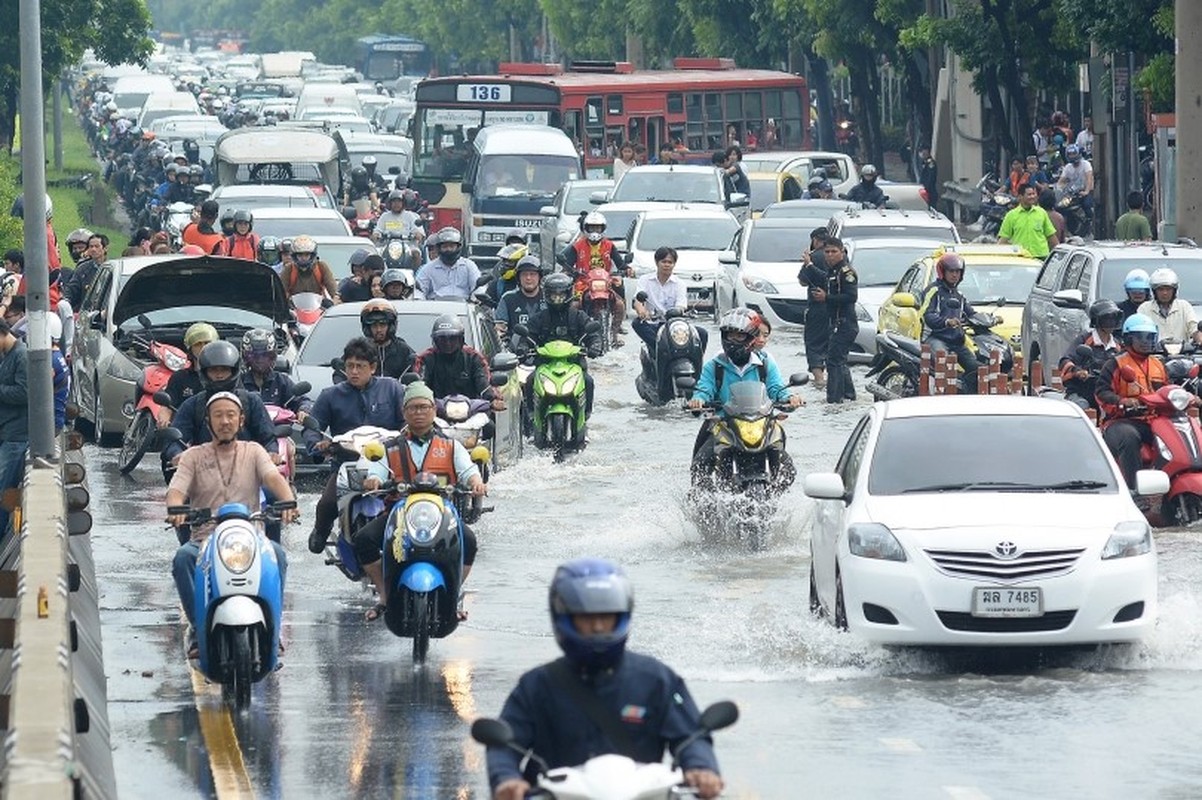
254 215 349 239
636 217 738 251
478 154 580 200
868 415 1118 495
348 148 410 177
213 192 319 211
1100 257 1202 305
746 226 809 263
315 241 374 279
612 171 722 204
957 262 1041 305
595 210 640 243
565 184 607 216
850 245 944 286
299 312 469 366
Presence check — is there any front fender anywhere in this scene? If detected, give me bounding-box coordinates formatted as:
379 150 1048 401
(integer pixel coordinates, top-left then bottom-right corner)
399 561 447 593
1167 471 1202 500
210 595 267 628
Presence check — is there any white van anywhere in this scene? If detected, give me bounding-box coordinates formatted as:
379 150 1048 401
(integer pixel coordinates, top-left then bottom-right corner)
295 82 364 120
260 51 317 79
459 125 582 266
136 92 201 129
112 74 176 118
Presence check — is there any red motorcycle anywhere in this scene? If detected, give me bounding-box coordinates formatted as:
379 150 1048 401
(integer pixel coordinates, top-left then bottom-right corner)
579 267 621 354
291 292 326 341
118 329 190 474
1123 375 1202 526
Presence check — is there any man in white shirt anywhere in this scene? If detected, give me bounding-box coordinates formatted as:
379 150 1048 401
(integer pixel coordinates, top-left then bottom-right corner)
631 246 709 352
1074 115 1094 159
1138 267 1202 346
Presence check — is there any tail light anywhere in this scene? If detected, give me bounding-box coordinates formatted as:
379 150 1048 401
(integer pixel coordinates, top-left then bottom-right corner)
919 186 929 205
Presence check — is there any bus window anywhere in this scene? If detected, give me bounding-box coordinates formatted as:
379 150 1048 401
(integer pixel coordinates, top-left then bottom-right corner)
585 97 604 157
745 92 762 131
606 127 624 157
667 93 684 115
607 95 623 116
783 89 804 148
725 93 743 126
563 110 583 148
644 117 663 153
627 118 643 148
668 124 686 150
686 93 703 123
585 97 603 126
764 91 783 123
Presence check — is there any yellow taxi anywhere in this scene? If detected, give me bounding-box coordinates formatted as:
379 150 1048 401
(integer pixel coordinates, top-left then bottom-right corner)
875 244 1042 355
746 171 804 218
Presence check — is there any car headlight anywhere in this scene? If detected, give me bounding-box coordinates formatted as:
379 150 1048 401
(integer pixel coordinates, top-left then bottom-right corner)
848 523 907 561
217 528 257 574
668 320 691 346
741 274 779 294
732 417 767 447
1156 435 1173 461
856 303 871 322
1101 521 1152 560
1168 387 1192 412
405 500 443 546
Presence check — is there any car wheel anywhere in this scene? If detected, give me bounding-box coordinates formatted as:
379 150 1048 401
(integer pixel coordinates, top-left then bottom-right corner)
93 383 120 448
809 562 824 618
71 376 94 439
834 565 848 631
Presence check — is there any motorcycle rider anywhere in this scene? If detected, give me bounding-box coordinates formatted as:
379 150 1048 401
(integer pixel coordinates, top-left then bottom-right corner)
919 252 989 394
257 236 283 272
305 337 407 554
798 228 831 387
495 255 546 344
349 380 485 622
166 391 298 660
219 207 237 238
164 322 219 415
416 228 480 300
1056 144 1095 225
1118 269 1151 323
359 299 416 379
373 189 423 242
181 200 227 255
487 558 724 800
65 228 94 264
380 268 416 300
342 165 378 212
816 237 860 403
1058 299 1122 411
337 249 377 303
559 211 630 346
482 243 527 307
413 315 503 409
686 308 802 488
1137 268 1202 346
280 234 340 304
801 173 833 200
632 246 708 353
224 209 260 260
239 328 312 413
846 164 886 208
517 273 604 418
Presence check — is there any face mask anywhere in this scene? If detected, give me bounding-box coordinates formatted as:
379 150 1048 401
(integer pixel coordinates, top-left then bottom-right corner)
587 231 603 244
439 250 458 266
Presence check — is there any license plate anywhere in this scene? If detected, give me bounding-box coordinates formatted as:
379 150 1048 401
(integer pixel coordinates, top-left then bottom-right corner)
971 587 1042 618
687 287 711 299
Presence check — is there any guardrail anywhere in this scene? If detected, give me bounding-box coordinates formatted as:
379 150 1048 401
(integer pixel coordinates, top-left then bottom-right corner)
0 435 114 799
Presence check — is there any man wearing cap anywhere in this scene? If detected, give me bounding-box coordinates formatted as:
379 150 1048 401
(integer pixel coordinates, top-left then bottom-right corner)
166 391 298 659
353 380 485 622
338 248 378 303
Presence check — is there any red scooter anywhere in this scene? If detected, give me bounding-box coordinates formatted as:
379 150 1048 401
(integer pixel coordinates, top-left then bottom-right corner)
580 266 621 353
291 292 326 341
118 323 190 474
1122 369 1202 526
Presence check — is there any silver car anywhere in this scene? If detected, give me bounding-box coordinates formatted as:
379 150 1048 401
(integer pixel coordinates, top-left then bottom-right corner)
537 178 613 267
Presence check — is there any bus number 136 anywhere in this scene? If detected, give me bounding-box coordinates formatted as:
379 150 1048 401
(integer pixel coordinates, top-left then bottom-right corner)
457 84 512 103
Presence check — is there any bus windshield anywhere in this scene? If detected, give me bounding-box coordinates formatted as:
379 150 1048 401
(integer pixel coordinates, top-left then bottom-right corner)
414 107 554 180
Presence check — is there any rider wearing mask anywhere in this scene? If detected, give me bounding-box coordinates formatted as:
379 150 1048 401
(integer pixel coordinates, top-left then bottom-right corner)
219 207 237 238
1118 269 1151 323
257 236 283 273
1136 268 1202 346
239 328 312 412
559 211 630 346
65 228 94 265
359 299 416 379
846 164 886 208
224 209 260 260
280 234 340 303
416 228 481 300
495 256 547 345
919 252 985 394
518 273 603 417
343 165 378 211
486 558 724 800
1058 299 1122 412
413 314 501 408
484 243 527 307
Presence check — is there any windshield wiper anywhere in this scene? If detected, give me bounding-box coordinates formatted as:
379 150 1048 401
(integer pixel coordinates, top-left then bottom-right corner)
1027 480 1109 491
901 481 1031 493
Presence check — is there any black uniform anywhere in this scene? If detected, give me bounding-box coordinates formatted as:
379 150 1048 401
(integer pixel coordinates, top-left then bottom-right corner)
824 257 859 404
165 368 205 409
847 180 886 208
798 249 830 372
374 337 416 380
413 346 494 400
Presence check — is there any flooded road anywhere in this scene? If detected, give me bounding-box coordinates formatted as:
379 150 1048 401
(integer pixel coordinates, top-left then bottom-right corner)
89 328 1202 799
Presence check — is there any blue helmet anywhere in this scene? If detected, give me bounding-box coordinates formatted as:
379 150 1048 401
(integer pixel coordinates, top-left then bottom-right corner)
1122 313 1159 354
549 558 634 671
1124 269 1151 293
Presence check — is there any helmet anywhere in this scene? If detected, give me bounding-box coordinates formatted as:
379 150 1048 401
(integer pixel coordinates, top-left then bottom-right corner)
350 166 369 188
67 227 94 247
240 328 276 373
543 272 573 309
361 155 377 174
860 164 878 179
431 314 465 354
1122 313 1159 355
232 209 253 229
386 189 405 206
189 164 203 179
381 268 415 299
515 255 542 275
1150 267 1178 291
549 558 633 671
1088 299 1122 330
496 243 528 280
257 235 281 266
185 323 218 353
164 163 179 177
291 234 318 270
220 207 236 225
504 227 526 246
197 340 242 392
436 227 462 265
424 229 442 252
806 173 825 189
360 298 398 339
583 211 607 244
719 307 762 366
46 313 62 342
437 227 462 246
1124 269 1151 292
1065 144 1081 162
402 189 420 211
10 193 52 220
935 252 966 281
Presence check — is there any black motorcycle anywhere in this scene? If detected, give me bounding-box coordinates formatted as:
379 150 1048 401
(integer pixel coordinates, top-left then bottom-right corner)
866 311 1011 399
1057 192 1093 238
634 304 704 406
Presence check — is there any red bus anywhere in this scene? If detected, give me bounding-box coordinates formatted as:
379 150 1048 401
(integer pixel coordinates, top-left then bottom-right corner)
411 58 809 229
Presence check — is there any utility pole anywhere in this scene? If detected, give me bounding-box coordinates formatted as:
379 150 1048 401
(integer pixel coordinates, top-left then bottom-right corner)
1177 0 1202 240
52 75 62 171
18 0 55 459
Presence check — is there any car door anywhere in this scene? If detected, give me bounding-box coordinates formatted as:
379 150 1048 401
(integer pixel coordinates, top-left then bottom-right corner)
540 186 566 265
72 266 113 415
877 263 920 335
1048 253 1089 367
812 413 872 606
718 225 745 311
1024 248 1070 370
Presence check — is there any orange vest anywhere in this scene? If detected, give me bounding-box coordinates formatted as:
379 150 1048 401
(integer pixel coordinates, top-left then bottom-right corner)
572 238 613 273
226 233 260 260
182 223 227 255
1102 352 1167 423
386 431 456 485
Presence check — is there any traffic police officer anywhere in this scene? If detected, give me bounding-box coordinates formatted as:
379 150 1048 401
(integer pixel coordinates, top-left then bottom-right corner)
815 236 858 404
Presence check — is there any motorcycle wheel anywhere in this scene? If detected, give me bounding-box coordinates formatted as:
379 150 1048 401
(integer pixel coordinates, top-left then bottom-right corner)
118 409 156 474
411 594 431 664
549 415 569 462
877 366 918 400
597 305 612 353
228 627 253 710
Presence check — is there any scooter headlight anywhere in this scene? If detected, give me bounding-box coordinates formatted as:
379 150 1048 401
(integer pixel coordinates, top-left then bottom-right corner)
540 376 558 395
217 528 257 574
732 417 767 446
993 193 1011 205
668 320 691 347
1102 521 1152 560
163 350 189 371
1168 387 1192 412
443 399 470 422
405 500 443 546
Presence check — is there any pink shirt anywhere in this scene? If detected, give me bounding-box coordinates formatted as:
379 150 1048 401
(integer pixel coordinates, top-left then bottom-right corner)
168 441 278 541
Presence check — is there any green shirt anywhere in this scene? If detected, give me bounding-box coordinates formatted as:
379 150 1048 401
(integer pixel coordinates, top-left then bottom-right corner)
998 204 1057 257
1115 211 1153 241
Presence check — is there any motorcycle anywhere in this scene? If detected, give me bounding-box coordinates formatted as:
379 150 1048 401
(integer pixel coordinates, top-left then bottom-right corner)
321 425 402 583
865 331 923 401
634 306 704 406
168 500 294 710
471 700 739 800
262 380 311 482
976 175 1014 236
435 394 494 523
513 322 599 461
686 378 806 551
834 118 859 156
290 291 326 341
162 201 196 247
579 267 622 353
380 233 422 273
1057 192 1093 238
343 201 377 238
118 314 190 474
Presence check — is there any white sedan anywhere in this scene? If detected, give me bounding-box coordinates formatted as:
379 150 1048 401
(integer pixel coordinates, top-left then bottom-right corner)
804 395 1166 646
625 207 740 314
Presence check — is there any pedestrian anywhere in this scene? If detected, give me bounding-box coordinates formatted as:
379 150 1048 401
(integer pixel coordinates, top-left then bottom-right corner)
1115 190 1153 242
815 236 857 404
798 228 831 387
613 142 637 181
998 184 1058 258
0 317 28 536
917 145 939 209
1039 189 1067 244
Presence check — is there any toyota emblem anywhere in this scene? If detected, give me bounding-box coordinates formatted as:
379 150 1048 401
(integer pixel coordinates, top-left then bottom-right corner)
994 541 1018 559
692 273 703 282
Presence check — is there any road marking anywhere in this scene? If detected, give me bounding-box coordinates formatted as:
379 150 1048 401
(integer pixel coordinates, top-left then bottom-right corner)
943 787 991 800
190 665 256 799
830 695 867 709
879 737 923 754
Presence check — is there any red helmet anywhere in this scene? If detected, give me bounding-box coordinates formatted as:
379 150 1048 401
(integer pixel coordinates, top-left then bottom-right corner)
935 253 966 281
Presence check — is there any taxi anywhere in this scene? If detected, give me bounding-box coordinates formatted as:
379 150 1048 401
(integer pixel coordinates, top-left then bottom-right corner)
745 171 804 218
875 244 1042 355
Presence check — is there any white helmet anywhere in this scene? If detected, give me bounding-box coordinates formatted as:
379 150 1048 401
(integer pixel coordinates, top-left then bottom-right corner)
583 211 607 244
1149 267 1179 290
46 313 62 343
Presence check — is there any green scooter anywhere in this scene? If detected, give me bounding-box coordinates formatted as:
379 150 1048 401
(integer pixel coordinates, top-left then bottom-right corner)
513 321 601 460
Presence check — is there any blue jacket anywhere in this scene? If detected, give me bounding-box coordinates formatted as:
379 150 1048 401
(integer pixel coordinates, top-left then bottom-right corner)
52 349 68 431
487 652 720 790
920 280 976 346
691 351 790 408
0 341 28 441
239 370 313 412
304 376 405 451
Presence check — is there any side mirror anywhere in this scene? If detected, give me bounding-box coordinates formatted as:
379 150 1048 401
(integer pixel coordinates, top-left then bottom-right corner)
137 313 153 329
698 700 739 733
489 372 510 387
583 320 602 334
400 372 420 385
470 717 515 748
675 376 696 390
1135 469 1170 496
1051 288 1085 309
803 472 847 501
159 426 183 444
512 323 530 339
275 353 290 372
90 313 106 331
341 206 356 220
476 274 494 288
718 250 738 265
788 372 810 387
727 192 749 208
539 205 558 217
491 352 519 372
291 381 312 397
890 292 918 309
589 190 609 205
302 416 323 432
1074 345 1094 364
460 181 474 194
153 390 174 408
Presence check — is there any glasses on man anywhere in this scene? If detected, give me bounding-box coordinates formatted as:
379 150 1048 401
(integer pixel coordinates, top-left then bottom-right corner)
343 360 373 372
406 403 435 412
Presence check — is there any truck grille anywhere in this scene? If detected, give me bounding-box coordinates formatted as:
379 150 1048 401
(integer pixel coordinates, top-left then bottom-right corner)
924 547 1085 581
937 610 1077 633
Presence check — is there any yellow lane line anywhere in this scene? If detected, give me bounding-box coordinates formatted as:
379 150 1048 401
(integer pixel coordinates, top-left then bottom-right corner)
189 660 257 799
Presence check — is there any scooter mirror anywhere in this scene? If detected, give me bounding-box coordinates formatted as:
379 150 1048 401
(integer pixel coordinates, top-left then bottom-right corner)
489 372 509 387
470 717 515 748
1075 345 1094 363
512 324 530 339
583 320 603 335
292 381 312 397
400 373 420 385
475 274 493 288
491 352 519 372
675 377 697 390
159 426 183 443
788 372 811 387
699 700 740 733
153 390 174 408
302 416 323 432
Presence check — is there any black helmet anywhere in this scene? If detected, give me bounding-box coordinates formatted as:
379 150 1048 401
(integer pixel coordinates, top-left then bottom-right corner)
257 235 281 267
402 189 420 211
549 558 633 671
240 328 276 373
220 207 236 224
198 340 241 393
431 314 465 355
1088 298 1122 330
360 298 398 339
543 273 573 309
381 268 414 299
233 209 253 229
350 166 369 189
